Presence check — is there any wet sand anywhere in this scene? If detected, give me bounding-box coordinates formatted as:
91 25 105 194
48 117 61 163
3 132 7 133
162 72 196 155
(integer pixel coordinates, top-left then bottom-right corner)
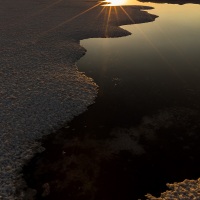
0 0 157 198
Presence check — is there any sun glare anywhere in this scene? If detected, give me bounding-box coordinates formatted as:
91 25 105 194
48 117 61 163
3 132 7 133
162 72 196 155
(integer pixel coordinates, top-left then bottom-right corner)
105 0 126 6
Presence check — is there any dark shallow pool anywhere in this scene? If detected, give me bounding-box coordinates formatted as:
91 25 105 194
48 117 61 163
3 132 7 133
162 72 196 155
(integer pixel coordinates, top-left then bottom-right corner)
23 1 200 200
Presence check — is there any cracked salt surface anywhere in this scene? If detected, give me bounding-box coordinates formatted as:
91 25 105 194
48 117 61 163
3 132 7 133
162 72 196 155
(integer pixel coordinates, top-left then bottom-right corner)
0 0 157 198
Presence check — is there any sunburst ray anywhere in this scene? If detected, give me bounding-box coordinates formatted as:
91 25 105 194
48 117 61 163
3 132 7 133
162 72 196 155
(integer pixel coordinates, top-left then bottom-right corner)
38 2 103 38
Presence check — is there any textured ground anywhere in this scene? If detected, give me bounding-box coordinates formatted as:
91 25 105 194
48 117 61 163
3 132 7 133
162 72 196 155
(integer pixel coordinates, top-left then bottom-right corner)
146 178 200 200
0 0 157 199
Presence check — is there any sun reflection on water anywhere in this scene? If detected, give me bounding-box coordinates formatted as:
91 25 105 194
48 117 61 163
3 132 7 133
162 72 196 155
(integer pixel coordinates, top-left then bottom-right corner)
104 0 127 5
104 0 139 6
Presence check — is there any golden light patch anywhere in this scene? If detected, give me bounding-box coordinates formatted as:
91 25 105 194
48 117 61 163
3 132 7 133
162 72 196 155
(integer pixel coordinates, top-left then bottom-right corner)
105 0 126 6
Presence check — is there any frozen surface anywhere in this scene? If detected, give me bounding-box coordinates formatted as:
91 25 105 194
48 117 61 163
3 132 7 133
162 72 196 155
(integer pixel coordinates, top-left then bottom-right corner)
0 0 157 198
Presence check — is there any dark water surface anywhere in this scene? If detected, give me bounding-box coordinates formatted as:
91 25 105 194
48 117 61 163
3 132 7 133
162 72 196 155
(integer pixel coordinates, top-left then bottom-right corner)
23 1 200 200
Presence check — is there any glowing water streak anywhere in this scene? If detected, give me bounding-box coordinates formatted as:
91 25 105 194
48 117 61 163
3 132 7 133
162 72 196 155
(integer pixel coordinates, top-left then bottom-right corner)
148 16 194 70
119 6 188 86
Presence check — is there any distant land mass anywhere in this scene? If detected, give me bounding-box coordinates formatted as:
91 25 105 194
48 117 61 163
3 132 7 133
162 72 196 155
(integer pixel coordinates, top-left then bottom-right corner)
139 0 200 5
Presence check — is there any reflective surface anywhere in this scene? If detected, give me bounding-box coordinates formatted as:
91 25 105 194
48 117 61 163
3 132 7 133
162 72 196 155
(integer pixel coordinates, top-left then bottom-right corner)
23 1 200 200
80 2 200 100
77 1 200 198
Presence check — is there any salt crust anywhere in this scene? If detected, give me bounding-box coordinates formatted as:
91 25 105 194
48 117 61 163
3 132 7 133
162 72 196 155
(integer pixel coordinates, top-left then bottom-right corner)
0 0 158 199
146 178 200 200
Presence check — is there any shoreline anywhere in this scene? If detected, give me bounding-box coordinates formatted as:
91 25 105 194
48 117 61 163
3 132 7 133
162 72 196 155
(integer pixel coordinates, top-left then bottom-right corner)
22 2 200 199
0 0 157 198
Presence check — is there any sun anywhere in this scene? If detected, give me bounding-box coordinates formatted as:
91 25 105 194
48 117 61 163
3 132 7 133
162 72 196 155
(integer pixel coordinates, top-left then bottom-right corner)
104 0 126 6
